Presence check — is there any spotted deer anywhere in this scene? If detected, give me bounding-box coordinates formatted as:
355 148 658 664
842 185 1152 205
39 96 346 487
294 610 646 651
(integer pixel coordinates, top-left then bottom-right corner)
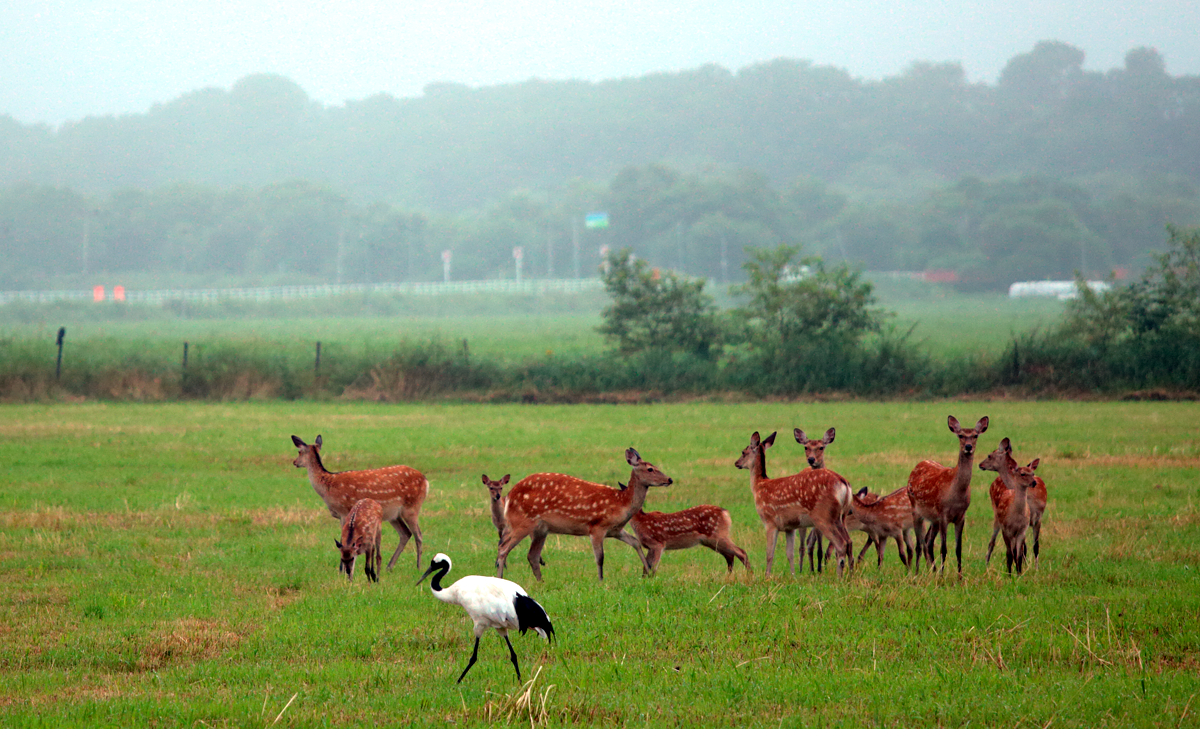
628 505 751 574
335 498 383 582
291 434 427 570
979 438 1045 573
496 448 673 581
842 486 915 569
735 431 853 577
483 474 544 566
795 427 837 573
906 415 989 574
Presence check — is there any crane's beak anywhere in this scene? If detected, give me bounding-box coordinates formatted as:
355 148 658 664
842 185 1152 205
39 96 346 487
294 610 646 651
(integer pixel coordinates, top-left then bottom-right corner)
416 564 436 586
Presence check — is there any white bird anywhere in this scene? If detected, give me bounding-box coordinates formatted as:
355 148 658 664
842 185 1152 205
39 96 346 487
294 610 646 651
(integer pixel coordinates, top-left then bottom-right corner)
417 553 555 683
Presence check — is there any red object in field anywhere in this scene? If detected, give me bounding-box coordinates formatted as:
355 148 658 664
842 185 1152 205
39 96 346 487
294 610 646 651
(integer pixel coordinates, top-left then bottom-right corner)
93 286 105 302
652 268 661 280
113 285 126 301
1112 267 1129 280
923 269 958 283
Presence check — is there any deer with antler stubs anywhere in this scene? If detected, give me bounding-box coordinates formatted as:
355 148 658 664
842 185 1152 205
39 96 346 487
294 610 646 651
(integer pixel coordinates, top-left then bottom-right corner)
735 431 853 577
979 438 1043 574
292 435 427 570
335 498 383 582
628 505 751 574
496 448 672 581
906 415 989 574
795 427 838 573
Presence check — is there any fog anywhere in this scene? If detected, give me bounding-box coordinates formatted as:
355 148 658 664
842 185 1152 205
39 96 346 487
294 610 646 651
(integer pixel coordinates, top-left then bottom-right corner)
4 0 1199 125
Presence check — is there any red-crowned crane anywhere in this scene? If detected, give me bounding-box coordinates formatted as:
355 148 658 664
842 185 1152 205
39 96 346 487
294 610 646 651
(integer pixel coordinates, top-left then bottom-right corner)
417 553 555 683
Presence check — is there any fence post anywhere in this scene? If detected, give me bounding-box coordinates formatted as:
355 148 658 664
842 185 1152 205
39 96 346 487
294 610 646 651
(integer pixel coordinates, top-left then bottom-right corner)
315 342 322 372
55 327 66 380
462 338 469 365
182 342 189 370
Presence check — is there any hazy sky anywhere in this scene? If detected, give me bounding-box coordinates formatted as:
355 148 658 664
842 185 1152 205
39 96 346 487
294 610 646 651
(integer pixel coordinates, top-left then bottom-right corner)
4 0 1199 126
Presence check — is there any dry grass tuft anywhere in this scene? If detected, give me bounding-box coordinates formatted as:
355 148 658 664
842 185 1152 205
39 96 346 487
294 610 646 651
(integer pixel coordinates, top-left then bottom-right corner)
137 617 243 671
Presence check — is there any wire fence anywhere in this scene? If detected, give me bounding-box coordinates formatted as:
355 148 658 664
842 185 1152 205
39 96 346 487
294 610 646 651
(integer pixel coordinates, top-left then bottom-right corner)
0 278 605 306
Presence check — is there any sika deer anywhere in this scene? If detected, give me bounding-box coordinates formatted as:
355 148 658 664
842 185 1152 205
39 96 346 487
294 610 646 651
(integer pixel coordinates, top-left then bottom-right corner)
843 486 915 569
484 474 545 566
496 448 673 581
335 498 383 582
795 427 837 573
906 415 989 574
628 505 751 574
979 438 1044 573
292 435 427 570
735 431 853 577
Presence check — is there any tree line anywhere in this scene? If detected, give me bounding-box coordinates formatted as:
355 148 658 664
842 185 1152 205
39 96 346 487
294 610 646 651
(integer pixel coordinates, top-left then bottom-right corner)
2 40 1200 289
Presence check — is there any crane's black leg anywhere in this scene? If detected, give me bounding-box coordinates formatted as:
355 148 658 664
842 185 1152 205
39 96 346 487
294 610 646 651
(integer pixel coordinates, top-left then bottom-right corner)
456 636 481 683
503 633 521 682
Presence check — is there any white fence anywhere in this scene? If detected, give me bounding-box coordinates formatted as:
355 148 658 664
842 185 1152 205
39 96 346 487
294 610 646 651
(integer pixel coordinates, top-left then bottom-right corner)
0 278 605 306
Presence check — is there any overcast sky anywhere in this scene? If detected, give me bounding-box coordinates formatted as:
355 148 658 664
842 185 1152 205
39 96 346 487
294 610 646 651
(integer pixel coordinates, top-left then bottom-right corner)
4 0 1199 126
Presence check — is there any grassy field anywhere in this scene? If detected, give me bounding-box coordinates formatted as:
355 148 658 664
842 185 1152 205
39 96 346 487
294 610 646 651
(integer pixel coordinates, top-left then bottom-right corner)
1 400 1197 727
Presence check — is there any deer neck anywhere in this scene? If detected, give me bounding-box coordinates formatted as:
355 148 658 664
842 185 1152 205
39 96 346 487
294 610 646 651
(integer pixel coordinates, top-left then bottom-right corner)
304 453 335 501
748 451 770 490
951 447 975 496
619 475 653 523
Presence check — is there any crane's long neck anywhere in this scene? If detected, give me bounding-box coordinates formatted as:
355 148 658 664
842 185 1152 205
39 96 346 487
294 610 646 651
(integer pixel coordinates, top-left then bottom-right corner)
427 563 451 592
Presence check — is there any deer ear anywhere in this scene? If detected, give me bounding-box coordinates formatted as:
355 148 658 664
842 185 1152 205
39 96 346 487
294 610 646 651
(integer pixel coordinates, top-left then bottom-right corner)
501 474 510 485
626 448 642 466
763 432 776 448
315 435 323 448
1028 458 1040 471
334 539 343 549
1000 437 1012 452
482 474 489 484
794 428 806 444
947 415 962 434
824 427 836 444
751 431 761 446
857 486 868 497
291 435 304 447
976 417 989 433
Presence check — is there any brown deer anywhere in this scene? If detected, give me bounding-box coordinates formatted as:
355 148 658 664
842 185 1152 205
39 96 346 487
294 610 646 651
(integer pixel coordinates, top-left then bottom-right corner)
291 435 427 570
628 505 751 574
979 438 1045 573
842 486 915 570
483 474 544 566
335 498 383 582
496 448 673 581
795 427 837 573
735 431 853 576
906 415 989 574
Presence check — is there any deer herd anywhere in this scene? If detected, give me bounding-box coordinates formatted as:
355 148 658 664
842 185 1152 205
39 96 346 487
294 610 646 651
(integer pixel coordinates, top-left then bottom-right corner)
290 413 1047 585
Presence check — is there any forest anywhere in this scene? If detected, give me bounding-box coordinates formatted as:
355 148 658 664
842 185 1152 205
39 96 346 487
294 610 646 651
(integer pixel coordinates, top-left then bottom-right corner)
2 40 1200 291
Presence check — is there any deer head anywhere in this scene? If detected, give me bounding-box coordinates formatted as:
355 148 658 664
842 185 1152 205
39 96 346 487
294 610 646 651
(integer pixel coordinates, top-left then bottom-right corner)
947 415 988 458
291 434 323 468
482 474 510 502
735 431 776 470
794 427 836 468
626 448 673 488
979 437 1015 474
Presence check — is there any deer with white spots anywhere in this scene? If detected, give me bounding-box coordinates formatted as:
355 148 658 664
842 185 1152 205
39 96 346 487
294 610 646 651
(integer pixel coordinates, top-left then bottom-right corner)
495 448 673 581
628 505 751 574
979 438 1044 574
483 474 544 566
906 415 989 574
735 431 853 577
842 486 915 570
291 434 427 570
335 498 383 582
795 426 837 573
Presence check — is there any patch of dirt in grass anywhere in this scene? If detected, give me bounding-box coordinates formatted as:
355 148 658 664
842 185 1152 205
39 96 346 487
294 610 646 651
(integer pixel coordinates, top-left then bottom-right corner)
246 506 324 527
137 617 243 671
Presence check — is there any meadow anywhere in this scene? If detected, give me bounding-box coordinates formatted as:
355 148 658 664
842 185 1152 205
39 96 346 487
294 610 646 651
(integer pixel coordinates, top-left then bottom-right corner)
1 400 1198 727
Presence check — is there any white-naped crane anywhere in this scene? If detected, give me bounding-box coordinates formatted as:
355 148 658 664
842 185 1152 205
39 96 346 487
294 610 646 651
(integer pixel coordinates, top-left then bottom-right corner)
417 553 555 683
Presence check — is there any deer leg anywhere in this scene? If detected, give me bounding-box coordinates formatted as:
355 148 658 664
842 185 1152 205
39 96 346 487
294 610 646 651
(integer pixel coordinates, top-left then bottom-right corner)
497 525 533 579
764 526 779 576
785 530 796 576
646 542 666 574
937 522 949 573
589 530 608 580
985 519 1001 565
386 518 413 571
1031 520 1041 566
526 530 548 582
874 535 886 568
717 538 751 573
893 535 908 569
953 519 964 575
912 518 927 572
611 528 652 576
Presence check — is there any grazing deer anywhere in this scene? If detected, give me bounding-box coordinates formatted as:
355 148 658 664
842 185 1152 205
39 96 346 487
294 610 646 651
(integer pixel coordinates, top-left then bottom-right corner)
735 431 853 577
496 448 673 581
335 498 383 582
842 486 915 569
628 505 751 574
979 439 1045 573
906 415 989 574
484 474 544 566
291 434 427 570
795 427 837 573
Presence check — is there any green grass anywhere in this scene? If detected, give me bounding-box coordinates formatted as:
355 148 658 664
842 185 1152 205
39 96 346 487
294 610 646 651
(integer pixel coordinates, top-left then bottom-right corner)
1 401 1197 726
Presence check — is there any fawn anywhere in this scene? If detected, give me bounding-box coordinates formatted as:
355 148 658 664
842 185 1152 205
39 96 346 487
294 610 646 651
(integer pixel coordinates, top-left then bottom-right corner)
979 438 1042 574
628 505 751 574
980 440 1048 568
843 486 915 569
335 498 383 582
484 474 544 566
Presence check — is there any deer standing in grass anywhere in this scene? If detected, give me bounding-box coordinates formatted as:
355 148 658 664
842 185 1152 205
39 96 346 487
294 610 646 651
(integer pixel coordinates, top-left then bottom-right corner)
496 448 673 581
795 427 837 573
628 505 751 574
335 498 383 582
979 438 1044 574
906 415 989 574
843 486 915 570
735 431 853 577
483 474 544 566
291 435 427 570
